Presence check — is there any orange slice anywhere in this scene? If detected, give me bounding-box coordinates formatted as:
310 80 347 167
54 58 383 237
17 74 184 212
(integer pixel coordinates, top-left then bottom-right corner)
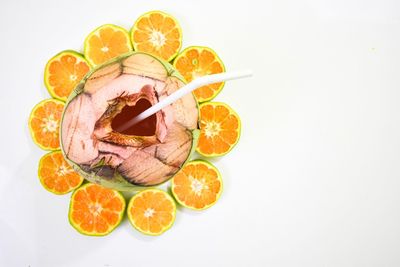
69 183 126 236
171 160 222 210
44 50 90 101
173 46 225 102
29 99 65 150
131 10 182 62
197 102 241 157
38 151 83 194
84 24 132 66
127 189 176 236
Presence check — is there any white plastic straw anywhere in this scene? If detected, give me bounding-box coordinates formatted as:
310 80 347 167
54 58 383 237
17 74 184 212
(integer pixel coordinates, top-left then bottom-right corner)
117 70 253 132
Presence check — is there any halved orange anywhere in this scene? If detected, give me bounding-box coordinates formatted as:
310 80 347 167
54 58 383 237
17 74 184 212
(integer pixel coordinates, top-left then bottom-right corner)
84 24 133 66
127 189 176 236
38 151 83 194
197 102 241 157
173 46 225 102
29 99 65 150
44 50 90 101
69 183 126 236
171 160 222 210
130 10 182 62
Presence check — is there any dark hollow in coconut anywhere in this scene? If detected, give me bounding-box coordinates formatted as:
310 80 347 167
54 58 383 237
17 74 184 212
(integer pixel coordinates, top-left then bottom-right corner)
60 52 199 189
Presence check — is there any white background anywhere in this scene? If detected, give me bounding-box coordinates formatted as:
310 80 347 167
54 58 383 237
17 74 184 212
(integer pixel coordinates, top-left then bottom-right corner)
1 0 400 266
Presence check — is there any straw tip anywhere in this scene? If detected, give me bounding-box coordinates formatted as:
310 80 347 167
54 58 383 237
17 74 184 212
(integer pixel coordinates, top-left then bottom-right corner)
234 69 253 79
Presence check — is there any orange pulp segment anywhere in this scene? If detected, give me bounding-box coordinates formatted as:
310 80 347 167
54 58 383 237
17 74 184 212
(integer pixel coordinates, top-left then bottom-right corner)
171 160 222 210
44 50 90 101
84 24 132 66
173 46 225 102
197 102 241 157
131 10 182 62
38 151 83 194
29 99 65 151
69 183 126 236
127 189 176 235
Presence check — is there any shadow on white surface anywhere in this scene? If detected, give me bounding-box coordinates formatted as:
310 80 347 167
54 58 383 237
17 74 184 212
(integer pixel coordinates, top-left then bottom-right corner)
0 219 33 266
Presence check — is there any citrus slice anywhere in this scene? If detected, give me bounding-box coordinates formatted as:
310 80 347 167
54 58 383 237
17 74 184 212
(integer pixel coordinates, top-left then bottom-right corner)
127 189 176 236
69 183 126 236
44 50 90 101
29 99 65 150
197 102 241 157
84 24 133 66
130 10 182 62
173 46 225 102
171 160 222 210
38 151 83 194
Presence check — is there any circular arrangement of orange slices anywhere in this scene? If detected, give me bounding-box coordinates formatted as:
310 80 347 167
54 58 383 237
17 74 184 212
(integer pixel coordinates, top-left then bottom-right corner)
29 10 243 236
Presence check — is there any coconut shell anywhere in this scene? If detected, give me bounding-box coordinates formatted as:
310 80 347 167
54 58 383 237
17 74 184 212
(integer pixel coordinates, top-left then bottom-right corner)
60 52 199 191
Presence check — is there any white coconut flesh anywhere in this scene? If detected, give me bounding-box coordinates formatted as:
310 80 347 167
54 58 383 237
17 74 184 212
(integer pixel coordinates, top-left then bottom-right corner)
60 53 199 187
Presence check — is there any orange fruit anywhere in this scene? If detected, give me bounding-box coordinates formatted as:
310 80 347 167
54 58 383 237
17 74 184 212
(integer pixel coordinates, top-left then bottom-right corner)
197 102 241 157
130 10 182 62
173 46 225 102
171 160 222 210
44 50 90 101
38 151 83 194
127 189 176 236
29 99 65 150
69 183 126 236
84 24 132 66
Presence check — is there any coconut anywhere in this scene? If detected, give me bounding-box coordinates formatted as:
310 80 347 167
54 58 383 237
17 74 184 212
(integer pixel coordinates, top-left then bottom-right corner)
60 52 199 191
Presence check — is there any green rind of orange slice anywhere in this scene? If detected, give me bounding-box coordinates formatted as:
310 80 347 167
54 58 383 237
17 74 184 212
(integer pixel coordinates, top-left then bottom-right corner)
84 24 133 67
196 102 241 157
68 183 126 236
127 189 176 236
38 150 84 195
44 50 90 102
28 98 65 151
130 10 183 63
171 159 223 210
173 46 225 102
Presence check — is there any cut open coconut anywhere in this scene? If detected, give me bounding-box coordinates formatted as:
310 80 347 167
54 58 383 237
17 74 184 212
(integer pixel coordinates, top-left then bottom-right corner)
60 52 199 191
